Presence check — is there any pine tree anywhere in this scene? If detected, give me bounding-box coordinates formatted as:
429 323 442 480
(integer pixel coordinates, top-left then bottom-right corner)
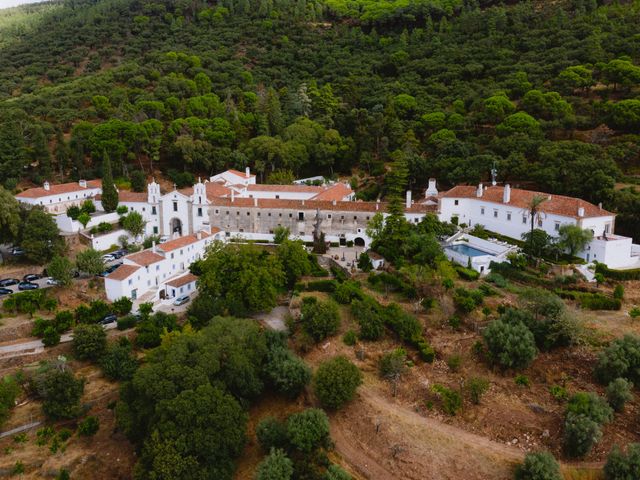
101 152 118 212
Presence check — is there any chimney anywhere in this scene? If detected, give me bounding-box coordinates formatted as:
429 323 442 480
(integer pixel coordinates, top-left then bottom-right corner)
578 207 585 217
231 190 235 202
375 200 379 211
476 183 483 197
332 199 337 206
405 191 412 209
79 179 87 188
598 202 603 210
503 184 511 203
425 178 438 196
43 181 50 191
152 241 157 253
254 197 258 207
245 167 250 177
196 231 202 240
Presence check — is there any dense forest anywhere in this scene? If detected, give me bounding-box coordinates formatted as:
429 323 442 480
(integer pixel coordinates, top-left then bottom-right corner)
0 0 639 239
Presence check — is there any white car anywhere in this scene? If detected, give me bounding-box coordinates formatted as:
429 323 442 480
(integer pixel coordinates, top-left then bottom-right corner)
46 277 59 286
173 295 190 306
102 254 116 262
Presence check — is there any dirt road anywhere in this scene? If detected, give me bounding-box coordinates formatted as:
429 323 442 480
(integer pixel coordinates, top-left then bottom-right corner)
330 383 523 480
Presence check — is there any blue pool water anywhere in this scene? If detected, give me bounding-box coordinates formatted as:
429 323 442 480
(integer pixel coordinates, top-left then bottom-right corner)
446 243 492 257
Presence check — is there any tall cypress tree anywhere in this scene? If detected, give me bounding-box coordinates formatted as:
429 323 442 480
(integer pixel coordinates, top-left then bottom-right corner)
101 151 118 212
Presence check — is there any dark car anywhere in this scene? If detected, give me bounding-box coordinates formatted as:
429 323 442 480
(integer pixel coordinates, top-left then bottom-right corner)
0 288 12 296
0 278 19 287
18 281 39 291
99 314 117 325
23 273 42 282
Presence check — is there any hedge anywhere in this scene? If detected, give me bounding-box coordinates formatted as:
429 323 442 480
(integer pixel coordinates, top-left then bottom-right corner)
454 265 480 281
556 290 621 311
595 262 640 281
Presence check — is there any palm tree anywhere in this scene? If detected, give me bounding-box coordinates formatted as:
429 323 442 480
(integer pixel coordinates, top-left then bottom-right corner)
527 194 548 236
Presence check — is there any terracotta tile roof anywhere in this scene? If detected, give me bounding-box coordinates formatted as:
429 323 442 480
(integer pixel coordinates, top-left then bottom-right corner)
165 273 198 288
157 230 216 252
105 264 140 281
205 182 232 199
311 183 354 201
210 197 434 214
178 187 194 196
247 184 324 193
227 169 255 178
127 250 165 266
441 185 613 219
113 191 147 203
16 179 102 199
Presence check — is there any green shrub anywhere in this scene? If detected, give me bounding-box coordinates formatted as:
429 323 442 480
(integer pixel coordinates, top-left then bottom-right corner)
467 377 489 405
454 265 480 281
486 273 507 288
116 315 137 330
604 443 640 480
563 412 602 457
314 356 362 410
595 262 640 281
606 378 633 412
286 408 330 453
379 348 407 379
453 287 483 314
325 464 352 480
448 315 461 330
446 354 462 372
595 335 640 385
78 416 99 437
72 324 107 361
100 339 138 381
256 417 288 452
342 330 357 346
301 297 340 342
305 280 337 292
566 392 613 425
265 347 311 399
483 319 537 370
351 296 384 341
613 284 625 300
515 451 562 480
42 326 61 347
413 335 435 362
333 281 363 304
255 448 293 480
382 303 422 342
515 374 530 387
629 307 640 319
549 385 568 401
0 376 21 427
112 296 133 316
431 384 462 415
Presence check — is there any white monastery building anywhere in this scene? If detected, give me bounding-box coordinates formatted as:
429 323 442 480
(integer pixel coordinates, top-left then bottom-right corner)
439 183 638 269
15 169 640 302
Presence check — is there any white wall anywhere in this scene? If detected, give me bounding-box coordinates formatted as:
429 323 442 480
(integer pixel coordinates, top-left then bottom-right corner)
91 229 133 251
161 191 192 237
56 211 120 234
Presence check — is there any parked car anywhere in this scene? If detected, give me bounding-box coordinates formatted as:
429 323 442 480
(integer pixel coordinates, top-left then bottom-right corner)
18 282 39 291
11 247 24 256
46 277 59 286
159 236 169 243
23 273 42 282
99 313 117 325
0 288 12 296
102 254 116 262
111 251 124 259
173 295 190 306
0 278 19 287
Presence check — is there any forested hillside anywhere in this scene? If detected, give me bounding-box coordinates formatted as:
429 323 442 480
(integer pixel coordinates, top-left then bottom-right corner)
0 0 640 238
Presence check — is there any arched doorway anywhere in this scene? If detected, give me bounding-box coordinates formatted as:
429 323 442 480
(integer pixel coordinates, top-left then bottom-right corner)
354 237 366 247
170 218 183 237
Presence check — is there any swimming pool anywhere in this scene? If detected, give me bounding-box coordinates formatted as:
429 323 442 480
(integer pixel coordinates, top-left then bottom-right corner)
446 243 492 257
